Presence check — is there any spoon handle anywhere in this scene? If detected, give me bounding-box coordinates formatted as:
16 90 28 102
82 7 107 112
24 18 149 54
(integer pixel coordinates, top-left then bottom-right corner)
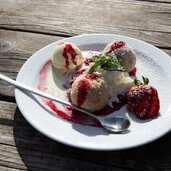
0 74 99 119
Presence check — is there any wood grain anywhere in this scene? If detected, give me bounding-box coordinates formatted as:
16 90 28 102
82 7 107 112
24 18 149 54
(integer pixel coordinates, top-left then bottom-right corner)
0 29 171 99
0 166 24 171
0 0 171 170
0 0 170 48
1 100 171 170
0 29 63 99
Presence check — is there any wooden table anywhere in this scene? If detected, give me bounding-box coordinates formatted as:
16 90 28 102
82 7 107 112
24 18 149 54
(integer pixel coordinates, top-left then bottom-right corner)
0 0 171 170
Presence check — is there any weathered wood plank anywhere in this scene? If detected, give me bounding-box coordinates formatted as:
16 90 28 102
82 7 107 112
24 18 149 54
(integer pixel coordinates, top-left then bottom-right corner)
1 100 171 170
0 0 170 170
0 29 171 99
0 101 127 170
136 0 171 3
162 49 171 56
0 29 63 98
0 165 25 171
1 144 129 171
0 0 170 48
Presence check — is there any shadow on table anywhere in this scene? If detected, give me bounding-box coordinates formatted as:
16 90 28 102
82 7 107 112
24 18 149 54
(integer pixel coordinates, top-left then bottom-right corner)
13 107 171 171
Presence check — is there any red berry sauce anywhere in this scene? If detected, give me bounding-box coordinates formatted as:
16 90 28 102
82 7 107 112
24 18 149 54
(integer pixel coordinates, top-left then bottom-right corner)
76 74 98 106
85 73 98 80
84 58 93 66
77 79 91 106
37 60 52 91
129 67 137 77
63 68 86 89
38 56 128 127
63 44 78 70
44 95 126 127
45 101 101 127
106 41 125 54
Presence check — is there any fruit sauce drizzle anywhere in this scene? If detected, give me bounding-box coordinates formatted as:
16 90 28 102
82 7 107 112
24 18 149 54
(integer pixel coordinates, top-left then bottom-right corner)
105 41 126 54
37 53 136 127
63 44 78 70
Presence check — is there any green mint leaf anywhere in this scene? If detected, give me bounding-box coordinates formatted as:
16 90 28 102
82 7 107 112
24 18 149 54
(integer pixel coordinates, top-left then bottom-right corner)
88 53 125 74
92 55 100 62
88 60 104 74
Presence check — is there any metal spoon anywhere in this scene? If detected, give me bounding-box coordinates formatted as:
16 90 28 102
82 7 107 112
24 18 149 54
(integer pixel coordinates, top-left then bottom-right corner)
0 74 130 133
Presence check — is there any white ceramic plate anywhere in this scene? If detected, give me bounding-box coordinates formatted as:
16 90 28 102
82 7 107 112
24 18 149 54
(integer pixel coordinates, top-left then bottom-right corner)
15 34 171 150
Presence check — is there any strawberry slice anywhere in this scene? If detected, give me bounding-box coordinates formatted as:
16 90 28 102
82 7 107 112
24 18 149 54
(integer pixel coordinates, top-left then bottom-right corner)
127 77 160 120
147 88 160 118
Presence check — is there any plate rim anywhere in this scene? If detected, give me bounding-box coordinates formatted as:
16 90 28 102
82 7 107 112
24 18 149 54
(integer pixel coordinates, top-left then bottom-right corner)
15 34 171 151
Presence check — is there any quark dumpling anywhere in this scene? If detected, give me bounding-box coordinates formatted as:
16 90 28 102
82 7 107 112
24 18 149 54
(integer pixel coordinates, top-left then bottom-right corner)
103 41 136 72
52 42 83 74
70 73 109 112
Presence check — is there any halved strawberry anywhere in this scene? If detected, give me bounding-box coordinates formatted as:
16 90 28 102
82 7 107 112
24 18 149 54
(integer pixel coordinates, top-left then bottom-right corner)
127 77 160 119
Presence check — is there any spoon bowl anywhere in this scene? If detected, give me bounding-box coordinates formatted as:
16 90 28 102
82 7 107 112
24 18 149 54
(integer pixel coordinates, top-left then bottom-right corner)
99 117 130 133
0 74 131 133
